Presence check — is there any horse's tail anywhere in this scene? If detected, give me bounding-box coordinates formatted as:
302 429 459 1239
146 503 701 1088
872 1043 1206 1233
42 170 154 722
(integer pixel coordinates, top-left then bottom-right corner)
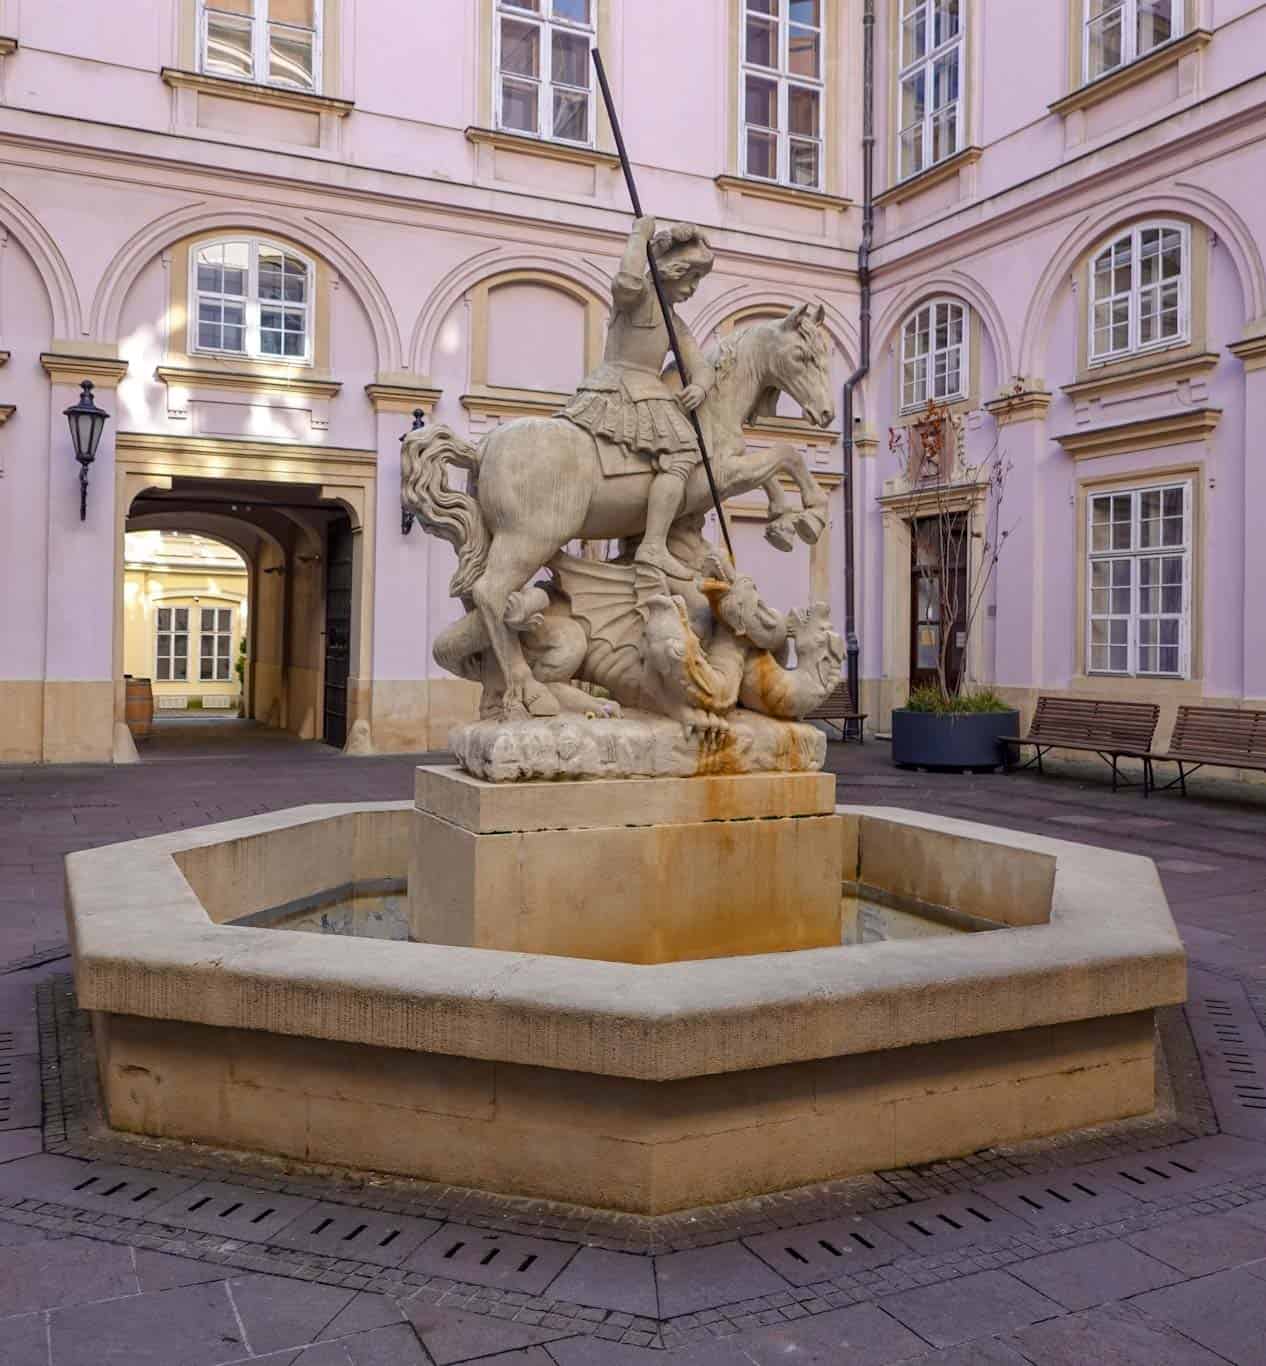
401 424 490 597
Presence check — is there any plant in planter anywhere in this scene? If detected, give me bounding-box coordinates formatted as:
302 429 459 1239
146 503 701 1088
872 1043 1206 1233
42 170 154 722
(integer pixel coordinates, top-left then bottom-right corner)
887 393 1020 770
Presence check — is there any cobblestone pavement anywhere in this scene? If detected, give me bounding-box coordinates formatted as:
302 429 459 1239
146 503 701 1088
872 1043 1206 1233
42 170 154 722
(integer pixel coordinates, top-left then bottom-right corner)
2 723 1266 1364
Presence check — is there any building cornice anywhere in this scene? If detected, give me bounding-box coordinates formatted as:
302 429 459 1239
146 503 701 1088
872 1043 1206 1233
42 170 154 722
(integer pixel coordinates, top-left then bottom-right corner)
364 375 443 415
874 147 983 209
460 386 567 420
1228 319 1266 372
1053 407 1222 461
742 415 842 447
1049 31 1213 118
1062 350 1221 402
41 351 129 387
465 126 619 171
156 363 342 399
984 380 1053 426
0 36 17 57
877 480 990 517
160 68 354 118
116 431 376 468
714 175 851 213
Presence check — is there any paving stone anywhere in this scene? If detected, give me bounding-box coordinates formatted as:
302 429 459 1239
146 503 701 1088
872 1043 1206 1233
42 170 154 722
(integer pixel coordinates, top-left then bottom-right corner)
0 1129 42 1163
896 1339 1032 1364
246 1343 352 1366
150 1181 317 1241
1125 1209 1266 1275
655 1242 791 1318
133 1247 229 1291
47 1279 244 1366
547 1338 678 1364
320 1290 406 1337
0 1311 52 1366
0 1232 137 1315
728 1301 930 1364
879 1269 1063 1349
0 1217 59 1247
1012 1300 1231 1365
404 1224 579 1295
400 1301 574 1364
546 1246 658 1316
227 1273 357 1357
1005 1238 1182 1310
1132 1266 1266 1364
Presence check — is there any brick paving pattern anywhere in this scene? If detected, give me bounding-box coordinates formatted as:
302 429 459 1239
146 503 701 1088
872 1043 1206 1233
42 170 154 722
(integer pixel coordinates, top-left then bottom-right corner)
1 720 1265 1362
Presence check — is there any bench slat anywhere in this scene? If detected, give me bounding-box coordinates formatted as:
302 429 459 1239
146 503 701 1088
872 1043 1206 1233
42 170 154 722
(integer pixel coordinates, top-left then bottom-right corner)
1018 696 1159 752
1155 705 1266 767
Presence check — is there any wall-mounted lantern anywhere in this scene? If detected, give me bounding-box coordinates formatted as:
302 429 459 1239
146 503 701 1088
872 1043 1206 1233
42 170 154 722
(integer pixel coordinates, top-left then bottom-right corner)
401 407 426 535
63 380 109 521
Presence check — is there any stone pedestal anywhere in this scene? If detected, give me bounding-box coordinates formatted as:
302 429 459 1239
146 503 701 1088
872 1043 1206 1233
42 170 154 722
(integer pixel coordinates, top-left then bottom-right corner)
408 766 844 964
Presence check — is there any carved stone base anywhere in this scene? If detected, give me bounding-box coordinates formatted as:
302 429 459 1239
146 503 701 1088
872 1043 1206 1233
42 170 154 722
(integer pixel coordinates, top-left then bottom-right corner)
450 708 826 783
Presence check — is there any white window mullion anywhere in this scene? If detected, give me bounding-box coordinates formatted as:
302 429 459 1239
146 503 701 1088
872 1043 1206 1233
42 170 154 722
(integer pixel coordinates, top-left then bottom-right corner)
254 1 268 84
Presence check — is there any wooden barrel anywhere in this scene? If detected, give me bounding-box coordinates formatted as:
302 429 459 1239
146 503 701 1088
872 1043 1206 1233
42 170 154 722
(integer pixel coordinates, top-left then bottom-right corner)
124 676 154 740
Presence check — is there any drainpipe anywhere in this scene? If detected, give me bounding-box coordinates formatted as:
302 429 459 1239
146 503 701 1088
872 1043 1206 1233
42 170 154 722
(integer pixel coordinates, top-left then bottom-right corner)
841 0 874 721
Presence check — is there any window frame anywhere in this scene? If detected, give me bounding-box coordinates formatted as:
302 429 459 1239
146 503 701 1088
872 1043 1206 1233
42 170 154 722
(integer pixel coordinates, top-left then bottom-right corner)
899 297 969 413
1087 220 1190 366
1082 0 1185 86
897 0 965 183
155 606 191 684
1086 479 1193 679
198 606 235 684
197 0 323 94
493 0 597 148
739 0 827 191
188 237 316 366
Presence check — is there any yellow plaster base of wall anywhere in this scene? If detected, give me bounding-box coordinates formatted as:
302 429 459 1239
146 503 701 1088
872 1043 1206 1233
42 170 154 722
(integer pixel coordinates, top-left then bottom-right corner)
369 679 480 753
0 681 115 764
95 1008 1156 1214
0 682 44 763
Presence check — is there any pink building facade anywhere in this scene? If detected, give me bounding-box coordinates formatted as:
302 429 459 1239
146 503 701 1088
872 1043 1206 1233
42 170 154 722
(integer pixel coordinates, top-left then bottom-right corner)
0 0 1262 761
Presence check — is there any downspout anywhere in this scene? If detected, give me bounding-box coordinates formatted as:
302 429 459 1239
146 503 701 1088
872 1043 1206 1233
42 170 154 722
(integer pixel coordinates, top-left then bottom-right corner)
841 0 874 720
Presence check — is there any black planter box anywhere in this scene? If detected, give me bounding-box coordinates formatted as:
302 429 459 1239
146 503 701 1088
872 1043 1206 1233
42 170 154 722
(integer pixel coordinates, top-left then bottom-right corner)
891 707 1020 772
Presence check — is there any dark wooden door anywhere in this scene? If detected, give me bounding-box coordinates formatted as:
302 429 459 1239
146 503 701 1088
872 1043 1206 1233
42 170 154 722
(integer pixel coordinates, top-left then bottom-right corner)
322 515 354 748
909 515 967 694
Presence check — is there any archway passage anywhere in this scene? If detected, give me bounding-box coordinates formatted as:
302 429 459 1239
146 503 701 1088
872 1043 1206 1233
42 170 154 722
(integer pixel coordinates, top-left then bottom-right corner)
124 478 362 760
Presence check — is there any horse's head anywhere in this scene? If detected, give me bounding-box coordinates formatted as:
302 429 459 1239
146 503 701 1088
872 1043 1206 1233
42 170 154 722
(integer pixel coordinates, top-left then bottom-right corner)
752 303 835 429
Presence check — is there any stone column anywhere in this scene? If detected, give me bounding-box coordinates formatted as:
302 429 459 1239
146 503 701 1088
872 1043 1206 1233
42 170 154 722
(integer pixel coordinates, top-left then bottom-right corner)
1229 319 1266 703
40 346 128 763
983 380 1053 720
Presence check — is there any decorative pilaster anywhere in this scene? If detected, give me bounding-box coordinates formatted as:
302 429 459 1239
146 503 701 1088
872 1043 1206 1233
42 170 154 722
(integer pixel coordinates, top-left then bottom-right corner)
1232 319 1266 699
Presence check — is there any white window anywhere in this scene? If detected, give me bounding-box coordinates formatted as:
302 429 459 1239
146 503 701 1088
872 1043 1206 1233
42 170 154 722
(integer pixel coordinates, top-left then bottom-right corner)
199 608 234 683
199 0 320 92
192 238 313 363
741 0 825 190
1085 0 1183 83
901 299 967 410
1089 222 1188 363
155 607 190 682
495 0 595 146
1088 482 1192 677
898 0 963 182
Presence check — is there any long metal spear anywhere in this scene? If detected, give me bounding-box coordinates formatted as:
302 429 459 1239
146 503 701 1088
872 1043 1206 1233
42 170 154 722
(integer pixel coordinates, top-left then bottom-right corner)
590 46 736 564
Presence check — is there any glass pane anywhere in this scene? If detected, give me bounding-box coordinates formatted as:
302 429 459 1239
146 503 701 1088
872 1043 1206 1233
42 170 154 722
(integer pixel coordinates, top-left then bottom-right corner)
902 1 927 65
790 0 820 24
789 138 819 187
501 18 540 77
1137 0 1174 54
551 0 591 19
271 0 314 23
201 608 215 630
504 0 541 9
158 608 171 630
174 658 188 682
552 29 588 87
934 0 960 46
931 104 957 165
746 129 778 179
501 77 538 133
932 49 959 109
746 15 776 67
201 659 213 681
268 24 314 89
788 84 819 136
1161 229 1183 277
174 609 189 630
157 657 171 681
789 25 820 77
901 68 926 127
747 0 779 12
745 74 778 128
552 87 588 140
205 13 253 80
201 635 214 659
207 0 252 12
1087 7 1123 79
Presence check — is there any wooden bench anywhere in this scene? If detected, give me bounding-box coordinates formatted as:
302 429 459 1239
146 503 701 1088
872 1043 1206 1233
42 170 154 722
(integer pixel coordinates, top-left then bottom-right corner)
1145 705 1266 796
805 682 867 743
1002 696 1159 791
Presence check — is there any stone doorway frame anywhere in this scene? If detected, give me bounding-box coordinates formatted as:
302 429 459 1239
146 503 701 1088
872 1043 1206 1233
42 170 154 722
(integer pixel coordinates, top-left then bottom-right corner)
112 433 377 756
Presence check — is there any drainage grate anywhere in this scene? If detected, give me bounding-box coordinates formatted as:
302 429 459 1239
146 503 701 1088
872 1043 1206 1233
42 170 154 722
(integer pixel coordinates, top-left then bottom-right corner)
869 1193 1022 1252
149 1180 316 1241
970 1172 1143 1227
270 1202 442 1268
744 1217 910 1285
0 1055 39 1131
1080 1145 1231 1200
405 1223 578 1294
56 1163 197 1217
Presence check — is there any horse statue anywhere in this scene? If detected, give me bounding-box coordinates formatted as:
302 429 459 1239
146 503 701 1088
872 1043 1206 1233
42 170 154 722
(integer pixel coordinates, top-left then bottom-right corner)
402 302 836 722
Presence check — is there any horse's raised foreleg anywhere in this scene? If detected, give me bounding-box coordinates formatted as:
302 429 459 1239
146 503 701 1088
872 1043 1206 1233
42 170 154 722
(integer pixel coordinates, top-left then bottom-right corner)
765 443 829 546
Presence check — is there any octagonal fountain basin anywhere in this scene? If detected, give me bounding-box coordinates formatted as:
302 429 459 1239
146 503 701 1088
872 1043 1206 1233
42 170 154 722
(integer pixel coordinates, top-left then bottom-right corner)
65 791 1186 1214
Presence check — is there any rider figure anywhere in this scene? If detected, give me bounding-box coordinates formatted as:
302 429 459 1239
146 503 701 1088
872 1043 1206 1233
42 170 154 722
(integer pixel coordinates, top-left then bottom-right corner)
561 217 716 580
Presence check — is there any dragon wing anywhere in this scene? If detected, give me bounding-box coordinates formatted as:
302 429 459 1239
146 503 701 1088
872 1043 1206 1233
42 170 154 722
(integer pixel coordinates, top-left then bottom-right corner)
547 552 663 659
